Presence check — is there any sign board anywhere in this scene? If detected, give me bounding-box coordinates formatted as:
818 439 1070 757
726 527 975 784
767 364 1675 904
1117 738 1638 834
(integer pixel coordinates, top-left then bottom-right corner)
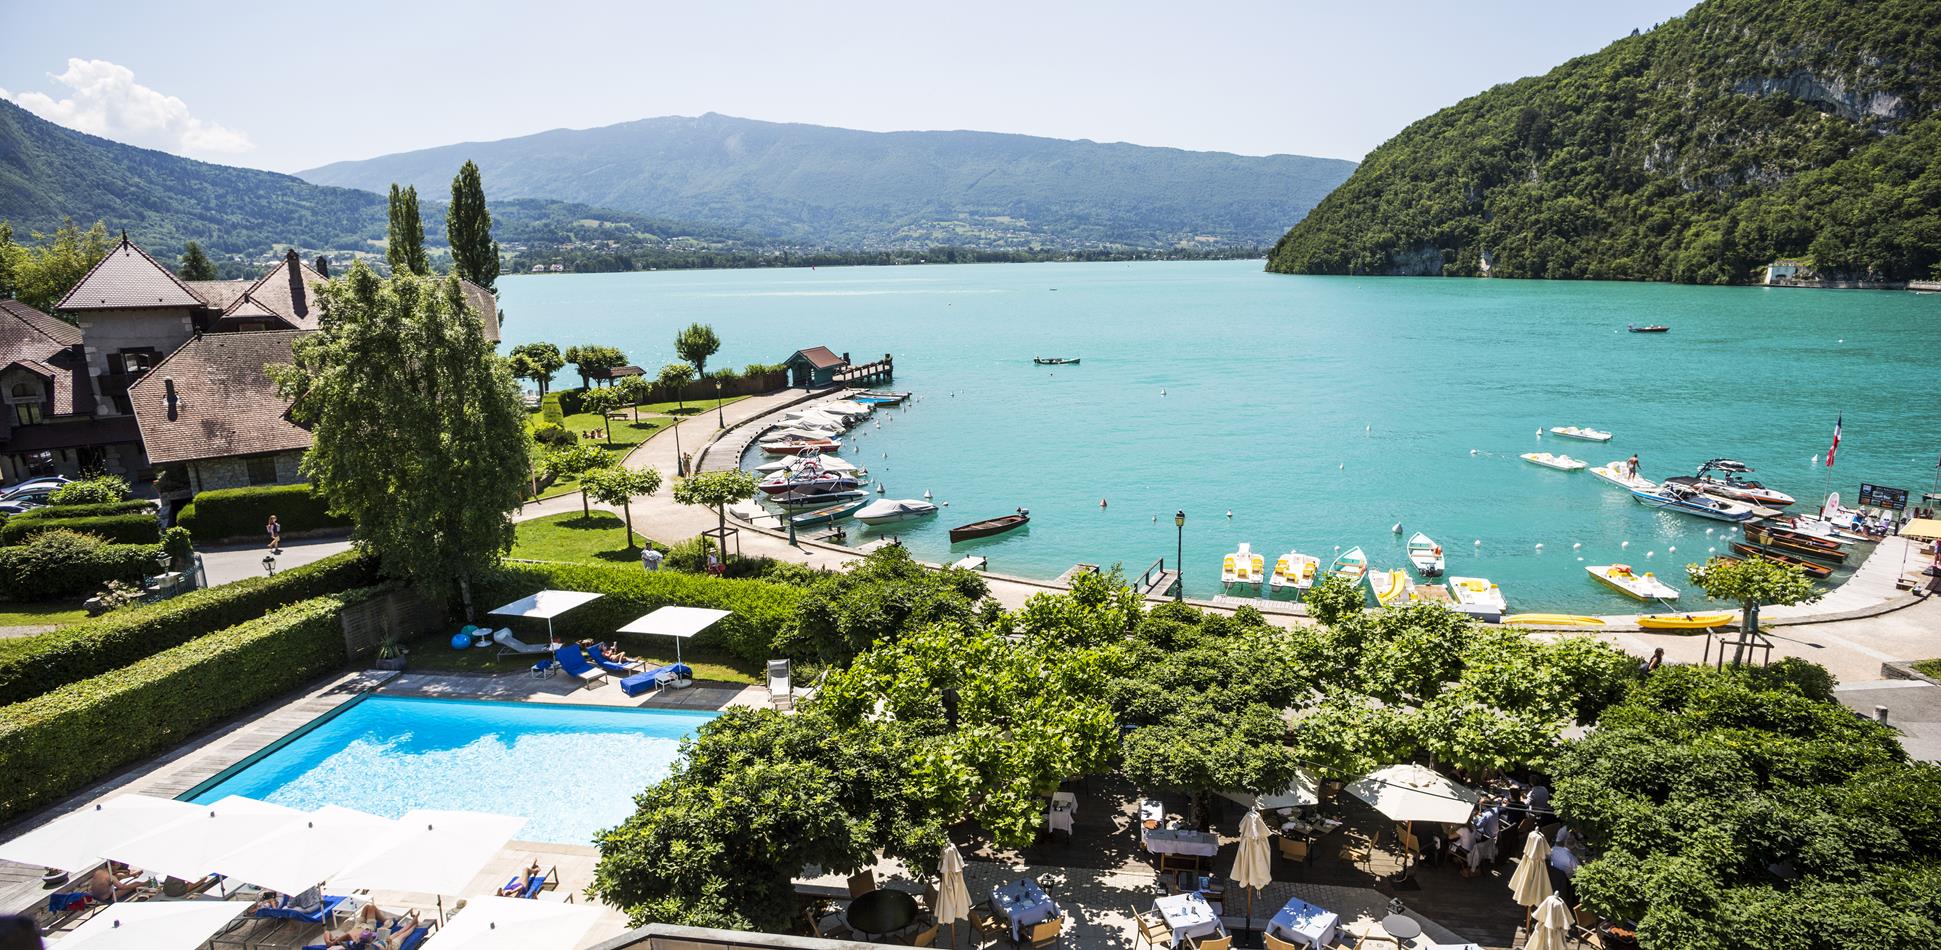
1858 483 1908 510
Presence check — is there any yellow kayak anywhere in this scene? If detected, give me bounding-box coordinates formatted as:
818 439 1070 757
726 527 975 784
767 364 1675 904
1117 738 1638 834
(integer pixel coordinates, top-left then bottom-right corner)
1636 612 1735 630
1502 613 1606 626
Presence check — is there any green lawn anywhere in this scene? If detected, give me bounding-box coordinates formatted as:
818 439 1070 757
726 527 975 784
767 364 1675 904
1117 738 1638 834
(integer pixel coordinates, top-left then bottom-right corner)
405 633 759 684
510 511 656 564
0 600 90 630
1914 658 1941 681
530 395 749 501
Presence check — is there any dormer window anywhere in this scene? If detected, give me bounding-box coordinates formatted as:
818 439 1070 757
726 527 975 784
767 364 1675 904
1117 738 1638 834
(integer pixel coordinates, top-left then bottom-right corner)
109 348 160 379
6 382 44 426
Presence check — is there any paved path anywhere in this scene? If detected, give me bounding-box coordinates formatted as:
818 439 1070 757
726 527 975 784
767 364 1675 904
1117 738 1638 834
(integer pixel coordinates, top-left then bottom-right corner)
199 536 354 585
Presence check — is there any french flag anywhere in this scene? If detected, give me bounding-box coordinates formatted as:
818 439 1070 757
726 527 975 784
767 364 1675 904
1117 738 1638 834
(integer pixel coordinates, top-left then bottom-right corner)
1825 415 1842 468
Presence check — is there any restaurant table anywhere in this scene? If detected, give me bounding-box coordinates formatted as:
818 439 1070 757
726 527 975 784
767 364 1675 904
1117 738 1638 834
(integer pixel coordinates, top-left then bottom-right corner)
1153 892 1222 947
1048 792 1077 834
1144 828 1220 857
1381 914 1423 942
849 889 919 940
1267 896 1339 949
991 878 1060 941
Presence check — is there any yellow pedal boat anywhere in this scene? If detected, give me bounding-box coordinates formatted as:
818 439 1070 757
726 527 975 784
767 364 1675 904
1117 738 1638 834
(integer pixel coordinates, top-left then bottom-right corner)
1636 612 1735 630
1502 613 1606 626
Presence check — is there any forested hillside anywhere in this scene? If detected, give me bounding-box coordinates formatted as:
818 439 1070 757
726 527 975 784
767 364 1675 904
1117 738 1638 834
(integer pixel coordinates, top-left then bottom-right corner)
1268 0 1941 284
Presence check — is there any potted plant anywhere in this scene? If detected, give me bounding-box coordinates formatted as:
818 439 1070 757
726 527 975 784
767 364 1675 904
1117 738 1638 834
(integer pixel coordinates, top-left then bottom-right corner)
375 637 409 671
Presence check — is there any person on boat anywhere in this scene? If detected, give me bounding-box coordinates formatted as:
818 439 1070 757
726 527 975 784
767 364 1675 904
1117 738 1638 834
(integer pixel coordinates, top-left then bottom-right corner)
1626 454 1640 478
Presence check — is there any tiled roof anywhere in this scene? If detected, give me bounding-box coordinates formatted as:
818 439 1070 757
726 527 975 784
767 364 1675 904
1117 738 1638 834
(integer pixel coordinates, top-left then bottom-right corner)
213 294 296 329
128 330 312 465
0 299 82 346
457 279 500 343
186 280 251 311
230 251 327 330
791 346 845 369
0 299 92 417
57 236 208 311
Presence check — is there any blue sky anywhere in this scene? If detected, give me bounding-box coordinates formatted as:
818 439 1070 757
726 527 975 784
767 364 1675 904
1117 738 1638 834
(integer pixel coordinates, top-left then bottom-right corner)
1 0 1699 172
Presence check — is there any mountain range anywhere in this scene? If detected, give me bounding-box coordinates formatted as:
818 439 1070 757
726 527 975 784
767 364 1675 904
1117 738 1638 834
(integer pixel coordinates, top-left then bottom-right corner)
1268 0 1941 284
298 113 1357 251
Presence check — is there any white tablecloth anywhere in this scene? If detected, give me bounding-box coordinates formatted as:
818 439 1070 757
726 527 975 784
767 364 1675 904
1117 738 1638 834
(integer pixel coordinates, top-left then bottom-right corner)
1154 893 1221 947
1268 896 1339 949
1145 827 1221 857
991 879 1060 941
1047 792 1077 834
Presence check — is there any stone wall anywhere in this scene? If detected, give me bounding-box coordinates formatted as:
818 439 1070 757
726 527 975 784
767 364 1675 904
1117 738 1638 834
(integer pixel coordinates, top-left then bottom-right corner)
73 309 197 416
187 451 306 494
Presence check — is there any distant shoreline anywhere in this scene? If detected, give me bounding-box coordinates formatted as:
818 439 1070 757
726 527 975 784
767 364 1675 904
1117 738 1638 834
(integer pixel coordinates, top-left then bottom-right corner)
503 245 1266 276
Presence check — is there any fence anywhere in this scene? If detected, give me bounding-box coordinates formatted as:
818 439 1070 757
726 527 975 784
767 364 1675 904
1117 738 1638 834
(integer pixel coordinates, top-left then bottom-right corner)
339 586 443 660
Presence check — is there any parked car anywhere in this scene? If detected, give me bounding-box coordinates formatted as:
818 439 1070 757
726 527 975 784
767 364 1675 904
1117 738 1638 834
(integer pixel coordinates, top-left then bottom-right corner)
0 495 49 515
0 476 70 500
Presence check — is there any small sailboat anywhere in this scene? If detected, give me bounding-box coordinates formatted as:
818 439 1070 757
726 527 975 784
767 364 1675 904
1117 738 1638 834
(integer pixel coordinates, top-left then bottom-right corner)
1590 461 1657 492
1521 452 1588 472
1329 547 1368 584
1447 576 1507 620
1547 426 1613 442
853 498 938 526
1406 532 1445 577
1367 568 1410 606
1222 543 1264 588
1271 551 1320 591
1587 564 1680 601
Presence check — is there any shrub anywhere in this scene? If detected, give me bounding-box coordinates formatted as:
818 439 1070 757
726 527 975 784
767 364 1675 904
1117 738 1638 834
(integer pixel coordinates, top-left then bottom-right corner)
47 475 131 506
0 592 362 821
540 392 567 426
0 549 378 705
472 561 802 664
532 422 575 447
7 500 154 520
0 530 160 600
0 511 160 545
161 526 193 571
557 387 591 416
174 483 349 543
663 537 819 584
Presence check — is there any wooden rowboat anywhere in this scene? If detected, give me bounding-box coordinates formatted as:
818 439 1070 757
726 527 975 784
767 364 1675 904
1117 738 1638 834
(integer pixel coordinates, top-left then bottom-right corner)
949 508 1030 543
1725 544 1835 579
1743 525 1847 563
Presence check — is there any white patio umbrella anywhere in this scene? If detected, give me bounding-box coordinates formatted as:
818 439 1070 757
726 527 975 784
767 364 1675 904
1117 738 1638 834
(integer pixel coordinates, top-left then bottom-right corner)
1508 830 1554 923
205 804 401 895
487 590 604 643
617 605 732 666
1232 809 1273 931
1346 764 1481 880
934 843 972 948
329 810 527 920
112 795 304 890
1525 893 1571 950
417 895 601 950
55 899 247 950
0 793 198 874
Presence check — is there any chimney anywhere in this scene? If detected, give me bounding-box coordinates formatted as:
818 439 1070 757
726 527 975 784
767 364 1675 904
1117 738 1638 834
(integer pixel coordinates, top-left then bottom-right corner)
286 249 308 319
841 351 851 365
314 255 329 278
164 378 178 421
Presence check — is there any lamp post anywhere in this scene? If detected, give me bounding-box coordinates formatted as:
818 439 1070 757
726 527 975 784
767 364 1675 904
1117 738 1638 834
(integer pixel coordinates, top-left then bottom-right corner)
1174 510 1185 601
672 414 684 476
715 380 726 429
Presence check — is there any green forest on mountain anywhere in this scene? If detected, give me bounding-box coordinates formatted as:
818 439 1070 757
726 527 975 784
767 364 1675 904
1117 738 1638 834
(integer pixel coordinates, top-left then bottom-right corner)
1269 0 1941 284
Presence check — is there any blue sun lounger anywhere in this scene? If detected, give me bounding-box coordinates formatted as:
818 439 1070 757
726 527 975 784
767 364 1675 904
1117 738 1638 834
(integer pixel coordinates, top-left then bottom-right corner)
501 863 559 898
588 645 644 675
305 923 431 950
257 894 348 924
552 645 608 689
620 663 694 697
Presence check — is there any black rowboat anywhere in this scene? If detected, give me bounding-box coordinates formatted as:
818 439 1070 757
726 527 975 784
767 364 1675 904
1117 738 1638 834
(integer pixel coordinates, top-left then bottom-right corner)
1032 357 1080 365
1726 543 1835 579
1627 324 1671 333
950 508 1030 543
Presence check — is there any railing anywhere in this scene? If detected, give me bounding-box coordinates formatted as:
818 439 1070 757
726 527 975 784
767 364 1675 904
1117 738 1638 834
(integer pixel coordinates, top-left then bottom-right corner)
1135 557 1167 592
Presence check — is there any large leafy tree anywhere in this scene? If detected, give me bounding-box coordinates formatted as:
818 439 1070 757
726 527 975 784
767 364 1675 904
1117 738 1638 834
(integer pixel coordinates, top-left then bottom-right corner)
671 470 758 562
0 221 16 299
656 361 694 409
674 323 721 378
177 240 217 280
577 387 628 446
612 374 653 421
386 183 430 275
1123 701 1301 830
274 262 527 611
446 160 501 291
1687 556 1821 663
539 441 614 518
4 218 110 312
779 544 987 662
564 344 628 389
508 342 564 395
581 466 661 548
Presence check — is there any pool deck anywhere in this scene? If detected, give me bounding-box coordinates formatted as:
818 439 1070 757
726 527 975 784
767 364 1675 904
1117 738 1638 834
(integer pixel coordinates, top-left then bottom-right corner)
2 669 766 947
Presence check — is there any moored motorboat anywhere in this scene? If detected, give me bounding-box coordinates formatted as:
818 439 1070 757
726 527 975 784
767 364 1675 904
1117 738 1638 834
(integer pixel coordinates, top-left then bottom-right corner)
854 498 938 526
1720 547 1834 580
1587 563 1679 601
1406 532 1444 577
1502 613 1606 626
1329 547 1368 584
760 436 840 456
1522 452 1587 471
1590 461 1658 492
1547 426 1613 442
1627 324 1671 333
852 391 910 405
1367 568 1410 606
949 508 1030 543
1222 543 1264 587
1665 459 1796 507
767 488 869 510
1271 551 1320 591
754 454 862 475
1447 576 1507 620
1637 612 1734 630
1032 357 1080 365
789 497 868 527
758 471 861 495
1631 483 1756 522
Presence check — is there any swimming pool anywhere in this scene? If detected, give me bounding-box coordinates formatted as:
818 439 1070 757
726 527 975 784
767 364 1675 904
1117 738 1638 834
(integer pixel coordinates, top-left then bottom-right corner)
188 696 715 845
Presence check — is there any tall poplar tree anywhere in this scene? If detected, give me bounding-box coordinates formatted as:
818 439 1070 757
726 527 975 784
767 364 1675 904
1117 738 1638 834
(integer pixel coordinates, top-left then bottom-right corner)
386 184 430 275
446 160 500 292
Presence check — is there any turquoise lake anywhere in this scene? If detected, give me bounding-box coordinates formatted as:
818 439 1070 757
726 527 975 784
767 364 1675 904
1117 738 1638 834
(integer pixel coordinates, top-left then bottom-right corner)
499 260 1938 612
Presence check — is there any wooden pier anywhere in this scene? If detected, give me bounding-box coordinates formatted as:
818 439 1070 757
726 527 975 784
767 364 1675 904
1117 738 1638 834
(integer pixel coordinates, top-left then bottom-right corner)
836 354 894 386
1133 558 1181 599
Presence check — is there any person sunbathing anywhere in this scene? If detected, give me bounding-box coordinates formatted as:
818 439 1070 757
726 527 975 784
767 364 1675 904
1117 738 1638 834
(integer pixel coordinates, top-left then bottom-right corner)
88 864 142 902
499 860 543 897
322 907 419 950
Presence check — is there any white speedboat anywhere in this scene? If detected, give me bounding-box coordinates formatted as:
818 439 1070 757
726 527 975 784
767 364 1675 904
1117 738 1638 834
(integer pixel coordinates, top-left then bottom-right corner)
1447 576 1507 620
1586 564 1679 601
1329 547 1368 584
789 497 868 527
1522 452 1587 471
758 471 861 495
1548 426 1613 442
755 454 862 475
1271 551 1320 591
1631 483 1756 522
1367 568 1410 606
1406 532 1445 577
854 498 938 526
1222 543 1264 587
1590 461 1658 492
767 488 868 510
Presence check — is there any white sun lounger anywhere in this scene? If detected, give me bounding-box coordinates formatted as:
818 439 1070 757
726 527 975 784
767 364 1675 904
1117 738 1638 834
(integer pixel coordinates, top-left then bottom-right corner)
494 627 550 658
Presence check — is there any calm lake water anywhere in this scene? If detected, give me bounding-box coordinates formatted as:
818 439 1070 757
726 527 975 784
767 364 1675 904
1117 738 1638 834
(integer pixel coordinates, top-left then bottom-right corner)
499 261 1938 612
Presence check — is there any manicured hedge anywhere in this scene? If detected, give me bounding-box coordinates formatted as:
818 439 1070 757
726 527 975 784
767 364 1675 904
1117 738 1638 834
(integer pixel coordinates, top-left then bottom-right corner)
0 511 160 545
0 539 160 600
11 500 156 520
175 483 350 543
0 592 362 822
473 561 803 664
0 549 378 705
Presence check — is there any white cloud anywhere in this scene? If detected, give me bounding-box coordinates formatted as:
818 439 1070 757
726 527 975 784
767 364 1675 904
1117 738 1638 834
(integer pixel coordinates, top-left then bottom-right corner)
4 58 253 156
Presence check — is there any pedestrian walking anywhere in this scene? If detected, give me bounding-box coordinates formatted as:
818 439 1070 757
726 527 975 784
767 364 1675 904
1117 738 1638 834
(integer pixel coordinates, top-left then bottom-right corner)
266 514 282 553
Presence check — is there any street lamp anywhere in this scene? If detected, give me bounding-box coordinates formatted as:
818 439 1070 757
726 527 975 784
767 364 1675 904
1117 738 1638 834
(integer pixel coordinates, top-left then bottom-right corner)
1174 510 1185 601
715 380 726 429
672 413 684 476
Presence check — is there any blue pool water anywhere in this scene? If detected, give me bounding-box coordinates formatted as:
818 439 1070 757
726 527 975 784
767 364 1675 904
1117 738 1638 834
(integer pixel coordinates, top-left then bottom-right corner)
190 696 714 844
